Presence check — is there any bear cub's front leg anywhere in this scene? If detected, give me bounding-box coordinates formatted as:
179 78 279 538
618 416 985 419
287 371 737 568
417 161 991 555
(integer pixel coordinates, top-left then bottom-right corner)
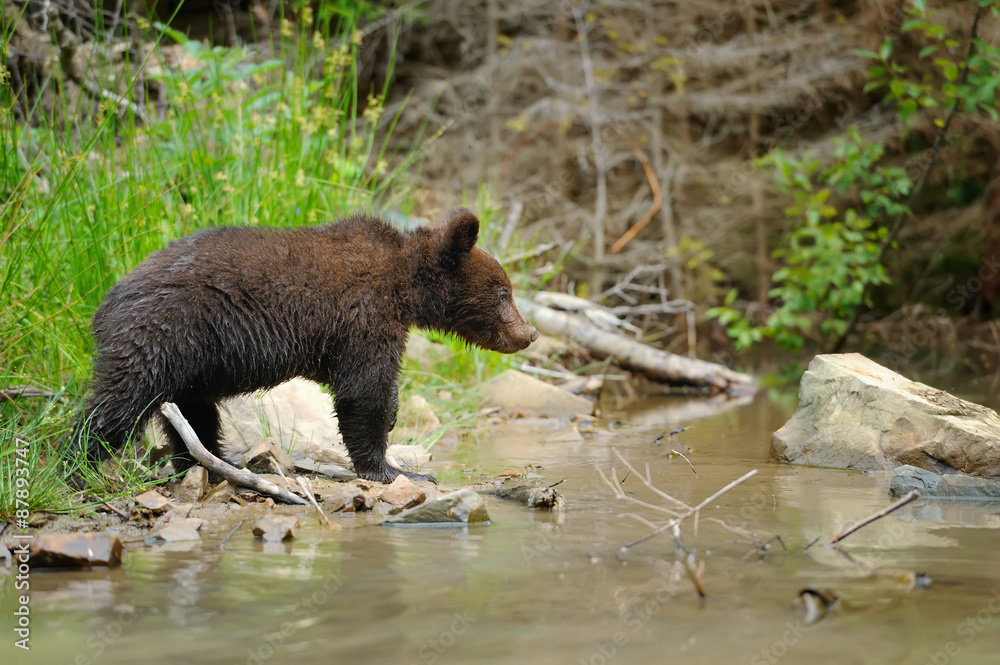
331 373 436 484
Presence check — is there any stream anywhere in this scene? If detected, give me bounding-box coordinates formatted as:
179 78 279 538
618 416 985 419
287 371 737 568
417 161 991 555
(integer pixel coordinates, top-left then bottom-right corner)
3 386 999 665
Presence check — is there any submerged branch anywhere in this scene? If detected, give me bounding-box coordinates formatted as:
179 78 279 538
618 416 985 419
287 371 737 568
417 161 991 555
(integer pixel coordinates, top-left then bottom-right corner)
823 490 920 548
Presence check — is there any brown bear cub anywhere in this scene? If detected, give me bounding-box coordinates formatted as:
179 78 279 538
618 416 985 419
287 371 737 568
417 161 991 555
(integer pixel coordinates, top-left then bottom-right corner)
75 207 537 483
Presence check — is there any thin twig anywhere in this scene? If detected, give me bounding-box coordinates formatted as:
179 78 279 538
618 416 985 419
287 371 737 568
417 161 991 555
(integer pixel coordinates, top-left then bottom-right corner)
595 465 682 517
296 476 334 528
103 501 128 519
669 449 698 476
608 128 664 254
823 490 920 547
621 469 759 550
219 520 244 550
612 448 690 510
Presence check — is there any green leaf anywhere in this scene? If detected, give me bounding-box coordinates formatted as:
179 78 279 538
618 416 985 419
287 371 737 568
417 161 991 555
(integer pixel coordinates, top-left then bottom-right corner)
918 45 939 59
879 41 893 60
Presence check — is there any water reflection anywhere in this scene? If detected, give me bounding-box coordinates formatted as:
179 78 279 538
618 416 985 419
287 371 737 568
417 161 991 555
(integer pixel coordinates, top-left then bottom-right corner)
3 392 999 664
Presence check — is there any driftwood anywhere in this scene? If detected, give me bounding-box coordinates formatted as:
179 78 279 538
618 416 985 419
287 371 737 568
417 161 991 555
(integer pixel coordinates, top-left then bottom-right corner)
518 298 754 391
159 402 309 506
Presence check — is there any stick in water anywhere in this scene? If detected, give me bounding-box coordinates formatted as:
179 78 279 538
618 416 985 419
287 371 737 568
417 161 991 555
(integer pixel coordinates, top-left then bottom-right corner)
823 490 920 548
159 402 308 506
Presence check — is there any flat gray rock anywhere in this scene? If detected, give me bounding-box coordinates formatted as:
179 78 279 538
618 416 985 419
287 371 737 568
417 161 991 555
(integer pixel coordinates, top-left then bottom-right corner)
154 518 203 542
891 465 1000 499
771 354 1000 476
383 488 490 526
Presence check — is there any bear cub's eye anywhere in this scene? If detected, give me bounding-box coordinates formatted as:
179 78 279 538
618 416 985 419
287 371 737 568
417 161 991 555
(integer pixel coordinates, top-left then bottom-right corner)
498 287 509 301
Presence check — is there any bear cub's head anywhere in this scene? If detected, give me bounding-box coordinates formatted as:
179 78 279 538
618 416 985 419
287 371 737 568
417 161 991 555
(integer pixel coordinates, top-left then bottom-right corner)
426 207 539 354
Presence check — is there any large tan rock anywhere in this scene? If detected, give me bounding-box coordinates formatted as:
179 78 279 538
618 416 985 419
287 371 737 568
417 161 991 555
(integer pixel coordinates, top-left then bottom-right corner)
484 369 594 418
29 533 123 568
771 353 1000 476
147 378 349 465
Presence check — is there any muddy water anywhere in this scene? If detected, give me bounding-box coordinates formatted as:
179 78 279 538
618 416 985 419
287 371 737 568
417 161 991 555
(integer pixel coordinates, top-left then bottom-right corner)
4 391 1000 665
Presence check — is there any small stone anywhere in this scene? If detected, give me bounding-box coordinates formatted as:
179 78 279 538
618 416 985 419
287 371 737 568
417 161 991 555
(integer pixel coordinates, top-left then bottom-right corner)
29 533 123 568
891 465 1000 498
154 518 203 542
319 485 366 512
252 515 300 541
134 490 172 514
204 480 235 504
383 488 490 526
391 395 443 444
242 439 295 473
386 444 432 467
484 369 595 418
174 466 209 503
372 501 400 516
545 425 585 444
379 475 426 508
303 444 352 467
889 465 942 496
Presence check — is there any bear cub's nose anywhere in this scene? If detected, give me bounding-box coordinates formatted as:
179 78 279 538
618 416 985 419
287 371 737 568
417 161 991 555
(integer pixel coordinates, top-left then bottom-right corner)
529 327 539 342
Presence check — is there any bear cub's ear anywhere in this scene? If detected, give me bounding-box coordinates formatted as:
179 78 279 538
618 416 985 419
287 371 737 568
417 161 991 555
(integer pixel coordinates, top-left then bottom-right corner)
436 207 480 267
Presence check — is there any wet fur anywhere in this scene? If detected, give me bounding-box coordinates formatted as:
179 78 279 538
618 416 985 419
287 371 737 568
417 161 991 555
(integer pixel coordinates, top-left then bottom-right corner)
75 207 537 482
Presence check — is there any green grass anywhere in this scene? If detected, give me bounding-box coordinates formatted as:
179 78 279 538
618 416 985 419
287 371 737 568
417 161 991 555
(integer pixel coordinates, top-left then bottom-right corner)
0 7 422 520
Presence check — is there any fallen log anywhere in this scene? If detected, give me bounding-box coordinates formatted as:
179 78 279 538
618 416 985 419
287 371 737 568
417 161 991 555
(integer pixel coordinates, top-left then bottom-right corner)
518 298 754 391
160 402 309 506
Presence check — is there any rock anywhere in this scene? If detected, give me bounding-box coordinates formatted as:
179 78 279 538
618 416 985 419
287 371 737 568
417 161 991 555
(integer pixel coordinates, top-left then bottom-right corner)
29 533 123 568
154 518 203 542
372 501 401 516
404 334 455 369
545 424 584 444
252 515 300 541
386 444 431 468
300 444 352 467
204 480 236 504
320 485 366 512
294 458 357 481
383 488 490 526
771 354 1000 476
174 466 209 503
242 438 295 473
146 378 346 464
889 465 943 495
891 465 1000 499
491 484 564 509
134 490 172 514
391 395 443 444
484 369 594 418
379 475 426 508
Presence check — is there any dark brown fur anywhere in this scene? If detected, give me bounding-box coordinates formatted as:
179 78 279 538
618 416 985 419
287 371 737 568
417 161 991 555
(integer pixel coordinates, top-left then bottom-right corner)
75 207 537 482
